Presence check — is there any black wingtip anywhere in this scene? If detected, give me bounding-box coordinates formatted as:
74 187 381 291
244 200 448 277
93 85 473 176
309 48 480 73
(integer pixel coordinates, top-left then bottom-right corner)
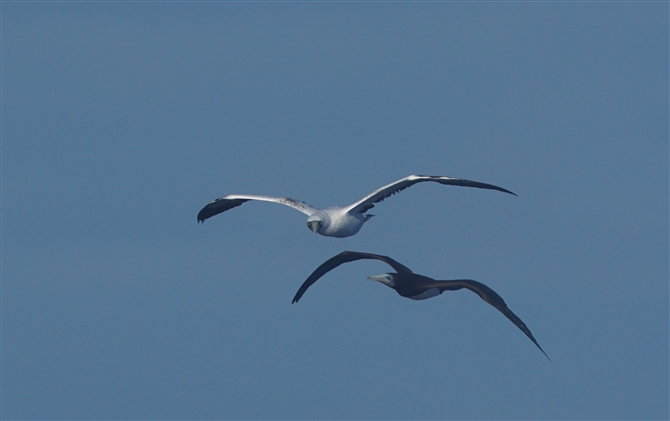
197 209 208 223
497 186 517 196
442 178 518 197
526 330 551 361
197 198 249 224
537 345 552 362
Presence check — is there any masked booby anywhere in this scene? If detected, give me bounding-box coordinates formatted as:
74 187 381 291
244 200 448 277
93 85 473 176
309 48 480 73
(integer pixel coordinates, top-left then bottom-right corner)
292 251 550 360
197 174 516 238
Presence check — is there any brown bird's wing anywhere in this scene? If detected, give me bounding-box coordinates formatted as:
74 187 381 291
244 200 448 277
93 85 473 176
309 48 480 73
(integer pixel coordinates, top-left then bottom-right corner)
292 251 413 303
428 279 551 360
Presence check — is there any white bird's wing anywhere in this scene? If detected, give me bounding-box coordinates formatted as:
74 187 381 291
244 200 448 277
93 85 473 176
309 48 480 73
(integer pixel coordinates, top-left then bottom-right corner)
197 194 319 223
345 174 517 214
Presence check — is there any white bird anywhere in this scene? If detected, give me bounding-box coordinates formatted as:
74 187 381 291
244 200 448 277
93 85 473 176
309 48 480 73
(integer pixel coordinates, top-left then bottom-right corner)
197 174 516 238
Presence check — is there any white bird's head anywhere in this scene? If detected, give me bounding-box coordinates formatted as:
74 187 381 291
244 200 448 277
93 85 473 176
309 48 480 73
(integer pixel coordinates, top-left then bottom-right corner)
306 216 323 235
367 273 396 288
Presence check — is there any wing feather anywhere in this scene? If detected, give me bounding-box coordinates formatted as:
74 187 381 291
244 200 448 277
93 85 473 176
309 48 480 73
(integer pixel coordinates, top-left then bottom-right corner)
346 175 517 214
197 194 318 223
292 251 413 303
428 279 550 360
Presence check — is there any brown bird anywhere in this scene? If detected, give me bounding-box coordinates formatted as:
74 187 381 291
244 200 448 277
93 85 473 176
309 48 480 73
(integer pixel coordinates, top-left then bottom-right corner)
293 251 550 360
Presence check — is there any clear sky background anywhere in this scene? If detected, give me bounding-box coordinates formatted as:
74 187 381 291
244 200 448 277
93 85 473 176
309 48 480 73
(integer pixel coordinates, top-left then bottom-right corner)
3 2 668 420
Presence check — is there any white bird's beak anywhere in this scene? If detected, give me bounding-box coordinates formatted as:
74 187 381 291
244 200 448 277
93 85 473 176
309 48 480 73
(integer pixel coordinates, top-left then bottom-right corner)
367 274 393 287
307 221 319 235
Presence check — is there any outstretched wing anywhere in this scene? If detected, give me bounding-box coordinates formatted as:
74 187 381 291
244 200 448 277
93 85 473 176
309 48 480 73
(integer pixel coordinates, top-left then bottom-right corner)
197 194 318 223
292 251 413 303
345 175 517 214
428 279 551 360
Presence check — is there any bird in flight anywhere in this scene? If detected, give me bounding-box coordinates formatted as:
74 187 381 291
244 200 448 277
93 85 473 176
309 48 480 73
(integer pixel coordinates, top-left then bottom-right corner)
292 251 550 360
197 174 516 238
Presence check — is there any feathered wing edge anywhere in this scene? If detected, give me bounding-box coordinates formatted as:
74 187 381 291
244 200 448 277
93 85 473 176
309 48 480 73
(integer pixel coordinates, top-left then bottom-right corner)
346 175 517 214
197 194 319 223
429 279 551 360
292 251 413 303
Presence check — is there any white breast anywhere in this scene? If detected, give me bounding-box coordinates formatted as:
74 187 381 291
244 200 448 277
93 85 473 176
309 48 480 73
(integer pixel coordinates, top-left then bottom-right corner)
319 208 365 238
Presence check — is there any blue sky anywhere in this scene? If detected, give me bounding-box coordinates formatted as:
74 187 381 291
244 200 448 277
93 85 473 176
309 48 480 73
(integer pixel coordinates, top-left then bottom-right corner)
3 2 668 419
